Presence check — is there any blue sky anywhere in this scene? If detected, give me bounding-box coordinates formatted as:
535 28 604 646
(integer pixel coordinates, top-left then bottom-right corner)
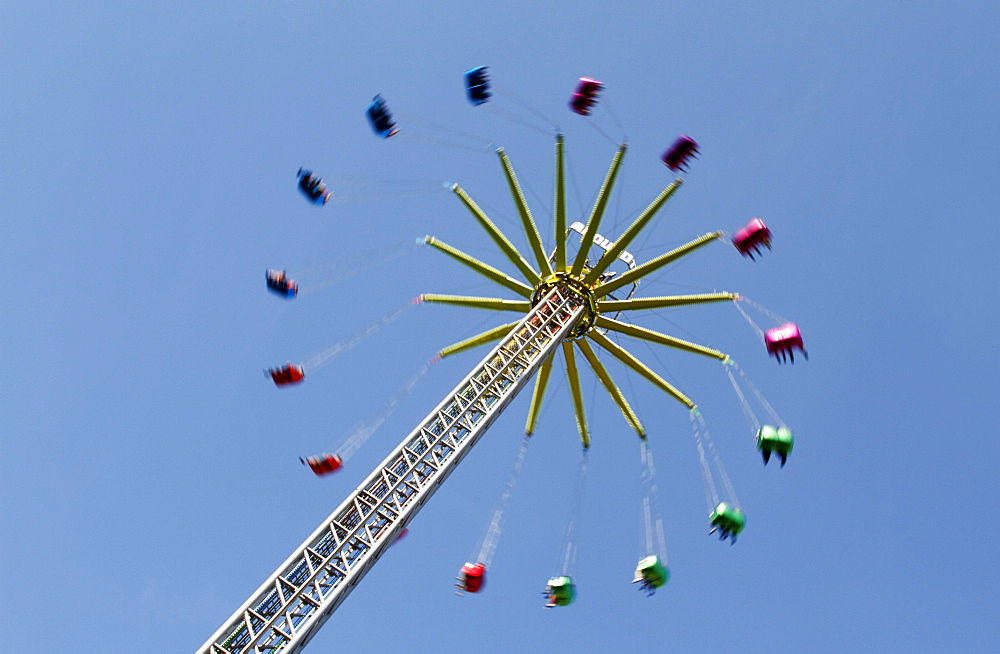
3 2 999 652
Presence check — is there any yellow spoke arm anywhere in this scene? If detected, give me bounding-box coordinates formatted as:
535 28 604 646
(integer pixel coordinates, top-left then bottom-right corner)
498 148 553 277
525 354 555 436
598 292 737 313
419 294 531 312
562 342 590 448
451 184 540 285
423 236 534 298
570 144 628 277
588 331 695 409
596 316 729 360
596 231 722 298
576 339 644 438
554 134 567 272
437 321 523 358
583 178 683 286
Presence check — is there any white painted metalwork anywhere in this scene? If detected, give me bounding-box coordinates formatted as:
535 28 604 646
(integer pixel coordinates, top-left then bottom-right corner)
568 221 637 268
200 286 585 653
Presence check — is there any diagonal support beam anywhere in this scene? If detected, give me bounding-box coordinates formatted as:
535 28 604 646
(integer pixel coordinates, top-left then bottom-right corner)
570 143 628 277
497 148 553 277
598 292 737 313
595 231 722 298
576 338 644 438
562 341 590 448
596 316 729 360
583 179 684 286
423 236 534 298
451 184 540 285
588 330 695 409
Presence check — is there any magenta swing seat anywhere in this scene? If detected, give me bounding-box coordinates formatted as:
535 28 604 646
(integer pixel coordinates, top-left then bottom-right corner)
732 218 772 259
764 323 807 363
661 135 699 172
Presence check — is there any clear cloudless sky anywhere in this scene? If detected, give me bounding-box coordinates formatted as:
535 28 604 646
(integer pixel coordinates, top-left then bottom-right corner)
3 2 998 652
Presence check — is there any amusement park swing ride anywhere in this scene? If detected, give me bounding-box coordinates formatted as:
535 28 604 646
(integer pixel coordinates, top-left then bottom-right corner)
200 72 805 654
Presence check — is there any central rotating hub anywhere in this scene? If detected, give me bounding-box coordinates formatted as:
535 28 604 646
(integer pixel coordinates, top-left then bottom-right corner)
531 272 599 340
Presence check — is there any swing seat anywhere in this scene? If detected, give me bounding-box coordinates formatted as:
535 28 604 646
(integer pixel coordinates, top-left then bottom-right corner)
296 168 332 205
756 425 793 465
266 269 298 298
465 67 491 106
457 562 486 593
764 323 806 363
544 576 576 607
269 363 305 386
732 218 772 259
367 95 399 138
709 502 746 542
661 135 700 172
569 78 603 116
301 453 343 476
633 555 669 591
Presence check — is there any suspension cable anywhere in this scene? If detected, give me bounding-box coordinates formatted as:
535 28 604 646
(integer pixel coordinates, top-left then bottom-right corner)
493 83 559 132
394 111 496 152
724 360 761 432
690 409 719 511
476 434 531 567
295 241 420 296
323 185 448 205
483 105 554 136
739 295 792 325
599 95 628 145
694 410 741 508
734 359 785 426
336 357 438 462
639 441 668 563
734 298 765 341
395 132 495 153
301 302 413 371
584 116 621 147
555 449 589 576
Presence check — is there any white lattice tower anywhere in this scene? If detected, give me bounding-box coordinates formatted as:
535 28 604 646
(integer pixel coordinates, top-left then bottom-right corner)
201 286 586 653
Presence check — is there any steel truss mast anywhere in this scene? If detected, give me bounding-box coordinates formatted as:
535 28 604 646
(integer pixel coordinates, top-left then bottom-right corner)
201 287 586 653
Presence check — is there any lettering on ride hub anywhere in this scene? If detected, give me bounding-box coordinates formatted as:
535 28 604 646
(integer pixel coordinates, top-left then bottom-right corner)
568 222 636 268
